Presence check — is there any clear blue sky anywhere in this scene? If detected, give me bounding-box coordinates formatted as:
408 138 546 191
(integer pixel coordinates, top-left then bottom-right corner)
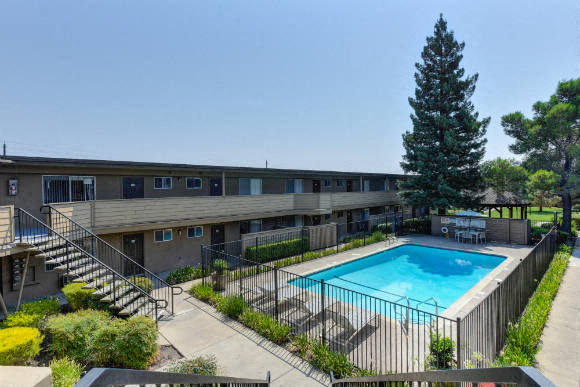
1 1 578 173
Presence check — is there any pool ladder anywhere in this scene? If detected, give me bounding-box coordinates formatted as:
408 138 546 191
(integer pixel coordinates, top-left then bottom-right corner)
394 296 410 335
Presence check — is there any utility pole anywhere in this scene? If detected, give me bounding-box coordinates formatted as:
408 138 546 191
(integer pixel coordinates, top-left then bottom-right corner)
265 160 268 168
2 141 5 158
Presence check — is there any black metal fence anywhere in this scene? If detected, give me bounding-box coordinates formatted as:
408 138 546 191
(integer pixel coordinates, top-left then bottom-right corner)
202 243 457 374
458 227 559 367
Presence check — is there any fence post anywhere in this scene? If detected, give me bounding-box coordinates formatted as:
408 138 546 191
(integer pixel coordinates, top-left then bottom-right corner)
321 278 326 344
456 317 462 369
201 245 205 285
301 228 305 262
17 211 22 243
336 224 339 253
256 237 259 263
274 267 279 321
363 225 366 246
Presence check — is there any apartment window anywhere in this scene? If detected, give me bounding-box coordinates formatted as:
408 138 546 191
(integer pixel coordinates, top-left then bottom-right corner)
361 208 370 221
285 179 304 194
336 210 344 218
335 179 345 187
186 177 202 189
42 176 95 204
154 229 172 242
187 226 203 238
239 178 262 195
240 219 262 234
363 180 370 192
154 177 172 189
324 179 332 187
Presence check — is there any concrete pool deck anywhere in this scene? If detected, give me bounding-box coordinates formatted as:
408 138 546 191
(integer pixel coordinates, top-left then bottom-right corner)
280 234 533 319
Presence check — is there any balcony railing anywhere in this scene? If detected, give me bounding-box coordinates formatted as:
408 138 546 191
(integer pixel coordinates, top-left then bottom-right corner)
50 191 401 232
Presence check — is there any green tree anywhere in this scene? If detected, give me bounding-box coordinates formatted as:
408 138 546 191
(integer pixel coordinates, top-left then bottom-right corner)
482 158 528 195
400 15 489 215
502 78 580 232
527 170 559 212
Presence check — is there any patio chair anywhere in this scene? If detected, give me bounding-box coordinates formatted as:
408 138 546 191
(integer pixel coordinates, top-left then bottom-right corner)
326 306 378 353
282 295 337 333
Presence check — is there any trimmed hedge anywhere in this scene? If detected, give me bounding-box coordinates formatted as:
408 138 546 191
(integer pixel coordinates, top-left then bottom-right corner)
62 282 100 311
245 237 309 263
2 298 61 328
0 327 43 365
495 244 571 366
402 217 431 234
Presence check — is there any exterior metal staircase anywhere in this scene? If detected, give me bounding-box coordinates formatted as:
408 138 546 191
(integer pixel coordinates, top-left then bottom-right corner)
14 207 182 320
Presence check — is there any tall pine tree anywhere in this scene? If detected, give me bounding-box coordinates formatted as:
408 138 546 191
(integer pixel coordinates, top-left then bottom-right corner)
400 15 489 214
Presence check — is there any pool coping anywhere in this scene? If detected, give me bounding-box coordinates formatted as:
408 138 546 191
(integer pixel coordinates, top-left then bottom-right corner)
280 235 530 321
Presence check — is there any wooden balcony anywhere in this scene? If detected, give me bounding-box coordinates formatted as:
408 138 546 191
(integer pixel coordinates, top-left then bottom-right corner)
51 191 401 233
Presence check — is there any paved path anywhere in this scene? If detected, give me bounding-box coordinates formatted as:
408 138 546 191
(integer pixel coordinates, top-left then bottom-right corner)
157 287 329 387
536 238 580 387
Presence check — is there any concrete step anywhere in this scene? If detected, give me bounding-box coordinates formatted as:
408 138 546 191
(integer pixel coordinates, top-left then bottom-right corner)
99 284 134 302
110 290 142 311
118 296 150 316
64 263 101 278
45 252 85 265
83 274 115 289
0 366 52 387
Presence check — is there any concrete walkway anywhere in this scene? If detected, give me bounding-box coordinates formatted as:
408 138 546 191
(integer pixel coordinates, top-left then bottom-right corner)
157 287 329 387
536 238 580 387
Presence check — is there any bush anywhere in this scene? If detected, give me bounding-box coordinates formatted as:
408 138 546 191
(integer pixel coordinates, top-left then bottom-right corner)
239 309 291 344
129 276 153 294
190 283 220 304
427 332 455 369
245 237 309 263
45 309 111 362
166 265 203 285
0 327 43 365
166 355 218 375
212 259 229 275
3 298 62 328
216 296 247 319
62 282 96 311
109 316 158 369
495 244 571 366
50 357 83 387
310 340 356 378
402 217 431 234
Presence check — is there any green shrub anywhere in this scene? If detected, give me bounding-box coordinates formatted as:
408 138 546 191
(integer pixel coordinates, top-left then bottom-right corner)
62 282 96 311
402 217 431 234
166 265 203 284
190 283 220 304
0 327 43 365
45 309 111 362
212 259 229 275
3 298 62 328
239 309 291 344
50 357 83 387
245 237 309 263
216 296 247 319
129 276 153 294
427 332 455 369
309 339 355 378
110 316 158 369
89 319 124 366
495 244 571 366
166 355 218 375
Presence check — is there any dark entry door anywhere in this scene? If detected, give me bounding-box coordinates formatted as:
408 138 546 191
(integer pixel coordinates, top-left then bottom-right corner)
211 224 225 246
123 233 145 274
346 211 353 233
346 180 353 192
312 180 321 193
210 178 222 196
122 177 144 199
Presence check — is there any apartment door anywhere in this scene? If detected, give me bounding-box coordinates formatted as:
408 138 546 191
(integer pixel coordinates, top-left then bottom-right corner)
312 180 321 193
123 233 145 274
210 178 222 196
346 211 353 233
211 224 225 246
122 177 144 199
346 180 353 192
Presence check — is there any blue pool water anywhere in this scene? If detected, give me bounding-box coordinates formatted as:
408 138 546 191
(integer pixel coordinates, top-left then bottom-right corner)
291 244 504 315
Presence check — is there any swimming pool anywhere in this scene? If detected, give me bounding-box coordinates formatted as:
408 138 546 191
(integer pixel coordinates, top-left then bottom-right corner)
291 244 505 315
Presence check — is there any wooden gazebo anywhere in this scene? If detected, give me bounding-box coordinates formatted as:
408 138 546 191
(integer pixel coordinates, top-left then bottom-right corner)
479 188 531 219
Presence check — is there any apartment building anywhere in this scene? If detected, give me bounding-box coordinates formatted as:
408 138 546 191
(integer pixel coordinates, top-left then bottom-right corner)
0 155 411 305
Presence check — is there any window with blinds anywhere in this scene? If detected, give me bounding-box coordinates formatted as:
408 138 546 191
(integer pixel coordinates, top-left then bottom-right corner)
42 176 96 204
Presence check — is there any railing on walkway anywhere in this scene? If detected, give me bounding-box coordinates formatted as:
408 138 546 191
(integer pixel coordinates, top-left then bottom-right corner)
459 227 559 367
41 205 182 316
14 208 163 319
330 366 555 387
74 368 271 387
202 244 456 374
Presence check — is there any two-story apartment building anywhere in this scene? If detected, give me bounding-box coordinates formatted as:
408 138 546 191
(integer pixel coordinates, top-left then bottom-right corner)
0 155 412 305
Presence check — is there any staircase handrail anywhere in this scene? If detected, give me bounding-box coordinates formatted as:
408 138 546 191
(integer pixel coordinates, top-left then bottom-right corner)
41 205 183 296
16 208 166 309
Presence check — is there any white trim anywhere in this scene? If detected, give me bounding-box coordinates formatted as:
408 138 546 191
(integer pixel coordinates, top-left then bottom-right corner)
185 177 203 190
154 177 172 190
